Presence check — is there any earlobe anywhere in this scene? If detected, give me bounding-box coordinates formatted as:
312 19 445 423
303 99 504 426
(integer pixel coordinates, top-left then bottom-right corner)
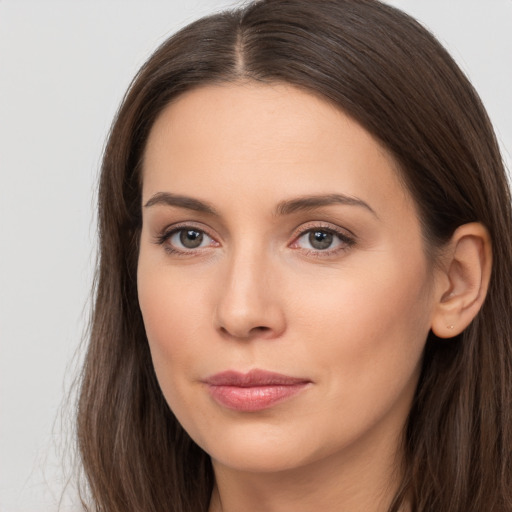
431 223 492 339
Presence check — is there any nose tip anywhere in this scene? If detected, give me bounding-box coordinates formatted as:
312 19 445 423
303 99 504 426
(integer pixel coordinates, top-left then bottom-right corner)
215 297 286 340
214 259 286 341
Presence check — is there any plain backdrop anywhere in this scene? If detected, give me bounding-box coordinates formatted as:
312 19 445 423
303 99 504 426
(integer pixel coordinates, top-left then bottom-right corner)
1 1 511 510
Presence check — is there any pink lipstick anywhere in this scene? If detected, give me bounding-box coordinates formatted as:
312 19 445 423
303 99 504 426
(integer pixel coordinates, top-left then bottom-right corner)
204 369 311 412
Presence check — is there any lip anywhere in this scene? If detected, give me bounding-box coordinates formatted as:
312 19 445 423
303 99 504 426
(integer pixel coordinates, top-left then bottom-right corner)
204 369 311 412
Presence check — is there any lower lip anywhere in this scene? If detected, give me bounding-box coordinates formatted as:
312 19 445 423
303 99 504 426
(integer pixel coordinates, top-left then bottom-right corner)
207 383 309 412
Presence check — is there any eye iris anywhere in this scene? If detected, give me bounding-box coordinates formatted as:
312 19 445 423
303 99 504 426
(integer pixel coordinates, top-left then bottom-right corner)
179 229 203 249
309 230 333 250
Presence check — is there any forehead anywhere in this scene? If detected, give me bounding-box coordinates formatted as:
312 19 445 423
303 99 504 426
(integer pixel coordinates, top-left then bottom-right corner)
142 82 411 218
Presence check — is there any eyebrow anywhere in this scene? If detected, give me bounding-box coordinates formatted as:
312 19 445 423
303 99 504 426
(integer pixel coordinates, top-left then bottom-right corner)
144 192 218 215
144 191 377 218
275 193 378 218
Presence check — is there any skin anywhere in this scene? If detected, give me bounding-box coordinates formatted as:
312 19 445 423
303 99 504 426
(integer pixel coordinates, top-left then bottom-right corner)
137 83 454 512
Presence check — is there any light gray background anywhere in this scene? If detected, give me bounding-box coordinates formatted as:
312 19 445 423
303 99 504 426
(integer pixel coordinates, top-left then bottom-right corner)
1 1 511 510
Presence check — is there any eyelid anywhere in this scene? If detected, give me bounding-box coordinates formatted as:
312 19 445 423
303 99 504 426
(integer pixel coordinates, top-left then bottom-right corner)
291 220 355 239
153 222 220 254
289 221 356 254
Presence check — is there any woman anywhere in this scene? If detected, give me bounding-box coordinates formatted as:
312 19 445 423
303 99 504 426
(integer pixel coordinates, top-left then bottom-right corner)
76 0 512 510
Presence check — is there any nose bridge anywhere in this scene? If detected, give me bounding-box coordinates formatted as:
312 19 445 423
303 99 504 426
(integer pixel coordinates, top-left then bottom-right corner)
214 238 284 339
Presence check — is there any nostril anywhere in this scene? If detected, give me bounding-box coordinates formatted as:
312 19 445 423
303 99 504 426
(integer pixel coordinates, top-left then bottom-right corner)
248 326 274 338
219 324 273 340
214 299 286 340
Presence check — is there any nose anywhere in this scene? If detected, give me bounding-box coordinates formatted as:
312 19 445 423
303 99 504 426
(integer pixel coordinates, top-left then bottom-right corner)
214 250 286 340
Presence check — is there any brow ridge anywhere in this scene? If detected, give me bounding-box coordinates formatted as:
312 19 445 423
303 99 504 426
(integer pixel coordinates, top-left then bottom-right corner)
144 191 377 218
275 193 377 217
144 192 218 215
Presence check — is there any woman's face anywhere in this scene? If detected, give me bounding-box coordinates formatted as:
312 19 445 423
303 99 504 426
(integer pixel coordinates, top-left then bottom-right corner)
138 83 441 474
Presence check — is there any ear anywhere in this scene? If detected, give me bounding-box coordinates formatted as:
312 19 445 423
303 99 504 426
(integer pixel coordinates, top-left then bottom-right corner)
431 222 492 339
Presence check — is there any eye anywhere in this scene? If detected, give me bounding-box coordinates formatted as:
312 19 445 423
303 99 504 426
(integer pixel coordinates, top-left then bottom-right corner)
292 226 355 254
155 225 218 254
303 230 337 250
170 228 211 249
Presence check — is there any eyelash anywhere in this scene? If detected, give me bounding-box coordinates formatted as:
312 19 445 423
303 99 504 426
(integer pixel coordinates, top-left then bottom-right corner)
154 223 218 257
290 223 356 257
154 222 356 258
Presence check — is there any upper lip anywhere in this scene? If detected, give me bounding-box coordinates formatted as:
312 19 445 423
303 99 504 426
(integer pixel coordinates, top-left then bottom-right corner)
204 369 310 387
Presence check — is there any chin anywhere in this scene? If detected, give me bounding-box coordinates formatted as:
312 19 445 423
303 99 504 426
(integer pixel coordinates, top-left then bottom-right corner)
210 444 313 474
192 421 328 474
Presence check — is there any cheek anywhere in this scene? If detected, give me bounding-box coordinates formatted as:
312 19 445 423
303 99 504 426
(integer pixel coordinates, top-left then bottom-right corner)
300 257 432 411
137 261 226 446
137 261 206 387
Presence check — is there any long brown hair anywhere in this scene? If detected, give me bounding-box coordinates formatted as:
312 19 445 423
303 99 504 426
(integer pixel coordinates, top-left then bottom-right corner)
77 1 512 510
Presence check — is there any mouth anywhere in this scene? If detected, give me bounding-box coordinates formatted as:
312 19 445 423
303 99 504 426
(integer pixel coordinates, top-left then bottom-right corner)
203 369 312 412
